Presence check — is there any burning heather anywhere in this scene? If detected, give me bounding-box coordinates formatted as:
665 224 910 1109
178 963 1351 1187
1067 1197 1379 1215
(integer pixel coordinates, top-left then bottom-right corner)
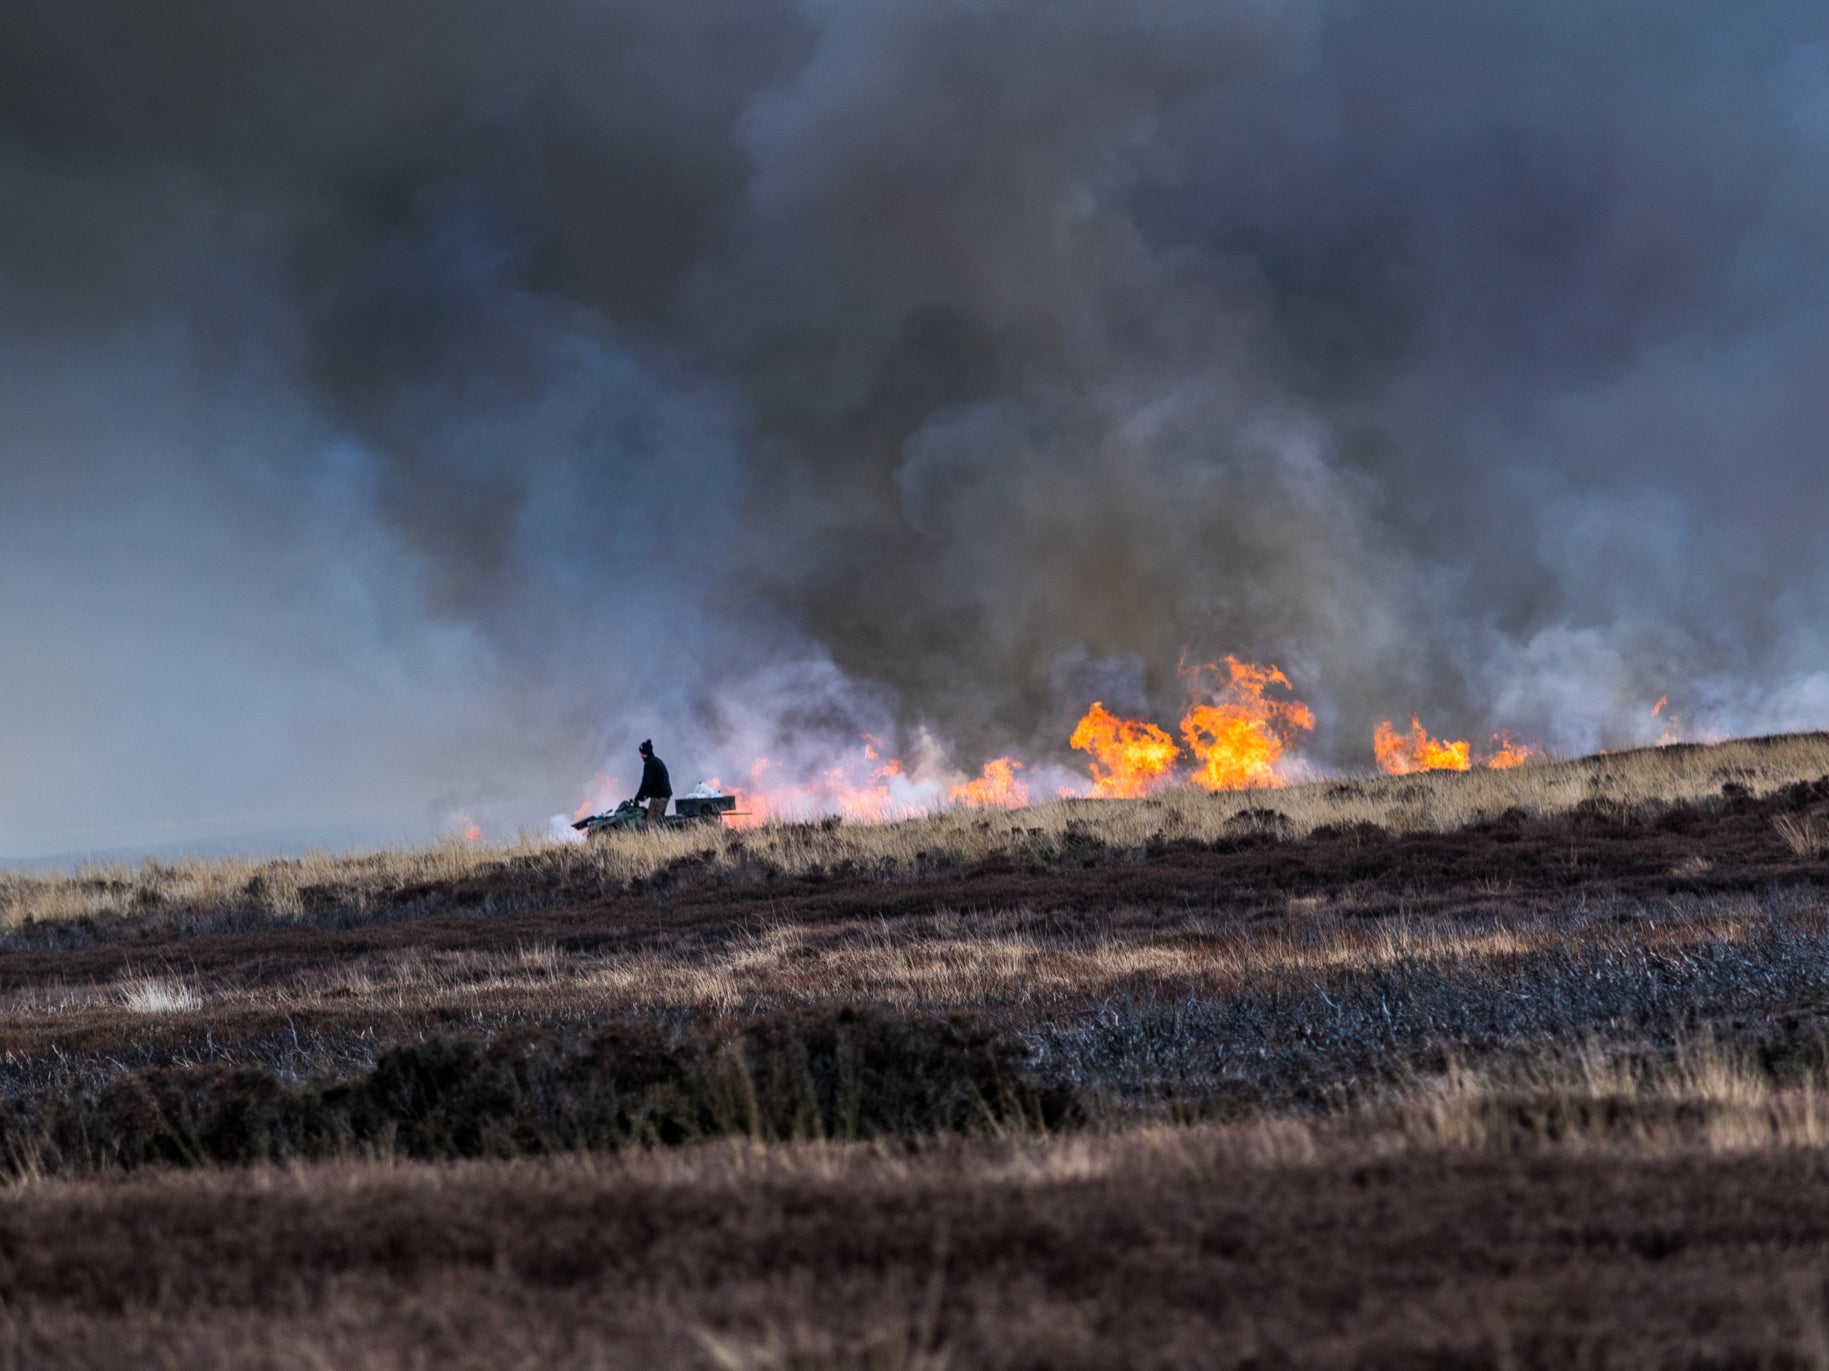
1371 717 1553 775
542 657 1741 839
1179 658 1316 792
1487 733 1539 770
1063 657 1318 801
950 757 1029 809
1069 704 1182 799
1374 716 1474 775
715 744 922 826
545 656 1688 841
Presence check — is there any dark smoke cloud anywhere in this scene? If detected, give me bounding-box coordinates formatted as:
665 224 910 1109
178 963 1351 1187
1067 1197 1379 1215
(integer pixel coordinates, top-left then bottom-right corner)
4 0 1828 856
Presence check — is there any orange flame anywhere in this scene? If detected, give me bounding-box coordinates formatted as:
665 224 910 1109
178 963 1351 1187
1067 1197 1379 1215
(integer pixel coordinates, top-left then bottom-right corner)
702 770 765 831
1374 716 1472 774
832 735 907 819
950 756 1029 808
860 735 904 778
829 767 894 820
1178 658 1314 791
1070 702 1180 798
453 812 483 842
571 771 622 822
1484 732 1537 770
710 738 919 826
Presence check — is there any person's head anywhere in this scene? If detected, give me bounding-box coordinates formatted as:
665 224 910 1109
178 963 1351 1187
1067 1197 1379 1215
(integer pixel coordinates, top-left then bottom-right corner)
638 739 653 758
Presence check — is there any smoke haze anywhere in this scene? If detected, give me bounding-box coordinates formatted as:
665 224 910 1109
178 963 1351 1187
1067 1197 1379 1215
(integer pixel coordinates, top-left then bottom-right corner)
4 0 1828 857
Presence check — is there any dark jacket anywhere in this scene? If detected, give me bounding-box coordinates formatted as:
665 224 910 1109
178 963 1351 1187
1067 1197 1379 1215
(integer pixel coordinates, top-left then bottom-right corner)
635 754 672 802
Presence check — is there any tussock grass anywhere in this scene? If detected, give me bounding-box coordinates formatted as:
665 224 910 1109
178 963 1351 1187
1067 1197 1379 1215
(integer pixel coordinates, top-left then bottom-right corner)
1380 1036 1829 1156
117 977 200 1014
4 732 1827 931
1775 811 1829 859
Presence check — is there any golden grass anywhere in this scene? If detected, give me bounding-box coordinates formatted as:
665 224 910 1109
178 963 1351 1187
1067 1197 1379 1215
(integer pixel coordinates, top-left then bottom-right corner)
1378 1036 1829 1156
1776 811 1829 859
4 731 1826 930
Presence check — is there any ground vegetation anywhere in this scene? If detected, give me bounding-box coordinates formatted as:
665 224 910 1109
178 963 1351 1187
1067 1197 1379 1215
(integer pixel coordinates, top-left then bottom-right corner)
2 734 1828 1365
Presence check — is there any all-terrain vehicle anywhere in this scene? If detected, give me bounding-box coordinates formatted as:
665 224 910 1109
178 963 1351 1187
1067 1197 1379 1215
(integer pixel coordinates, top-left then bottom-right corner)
571 792 739 839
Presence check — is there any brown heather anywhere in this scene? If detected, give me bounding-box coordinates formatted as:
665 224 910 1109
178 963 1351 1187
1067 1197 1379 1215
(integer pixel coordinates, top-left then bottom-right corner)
12 1114 1829 1368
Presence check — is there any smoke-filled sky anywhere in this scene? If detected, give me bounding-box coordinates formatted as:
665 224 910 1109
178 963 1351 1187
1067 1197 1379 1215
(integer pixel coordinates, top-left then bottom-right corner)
4 0 1829 859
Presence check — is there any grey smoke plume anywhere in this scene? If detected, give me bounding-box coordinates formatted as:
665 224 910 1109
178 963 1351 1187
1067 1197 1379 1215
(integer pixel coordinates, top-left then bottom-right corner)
4 0 1828 855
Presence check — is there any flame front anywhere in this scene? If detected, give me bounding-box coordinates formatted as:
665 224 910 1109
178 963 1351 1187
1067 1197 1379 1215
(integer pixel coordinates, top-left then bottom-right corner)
829 735 904 819
1374 716 1472 774
564 663 1569 831
713 739 925 826
1179 657 1315 791
950 756 1029 808
1069 702 1180 798
1485 732 1537 770
571 771 622 822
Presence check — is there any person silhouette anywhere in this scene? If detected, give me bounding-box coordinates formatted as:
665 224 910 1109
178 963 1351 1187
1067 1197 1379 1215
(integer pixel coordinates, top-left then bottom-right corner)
633 739 672 827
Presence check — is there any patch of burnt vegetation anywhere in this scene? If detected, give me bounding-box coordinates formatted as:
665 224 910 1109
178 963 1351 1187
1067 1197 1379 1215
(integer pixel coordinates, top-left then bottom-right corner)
1034 888 1829 1113
0 1008 1076 1178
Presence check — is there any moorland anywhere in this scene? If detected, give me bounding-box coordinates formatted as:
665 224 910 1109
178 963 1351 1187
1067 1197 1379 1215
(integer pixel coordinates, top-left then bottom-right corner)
2 733 1829 1368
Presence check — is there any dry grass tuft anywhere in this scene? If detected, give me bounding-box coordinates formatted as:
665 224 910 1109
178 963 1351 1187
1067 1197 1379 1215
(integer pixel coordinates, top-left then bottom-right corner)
1382 1037 1829 1156
117 977 200 1014
1775 811 1829 859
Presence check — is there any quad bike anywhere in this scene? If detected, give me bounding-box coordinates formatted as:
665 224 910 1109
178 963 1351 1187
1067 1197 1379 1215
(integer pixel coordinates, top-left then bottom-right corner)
572 793 738 839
